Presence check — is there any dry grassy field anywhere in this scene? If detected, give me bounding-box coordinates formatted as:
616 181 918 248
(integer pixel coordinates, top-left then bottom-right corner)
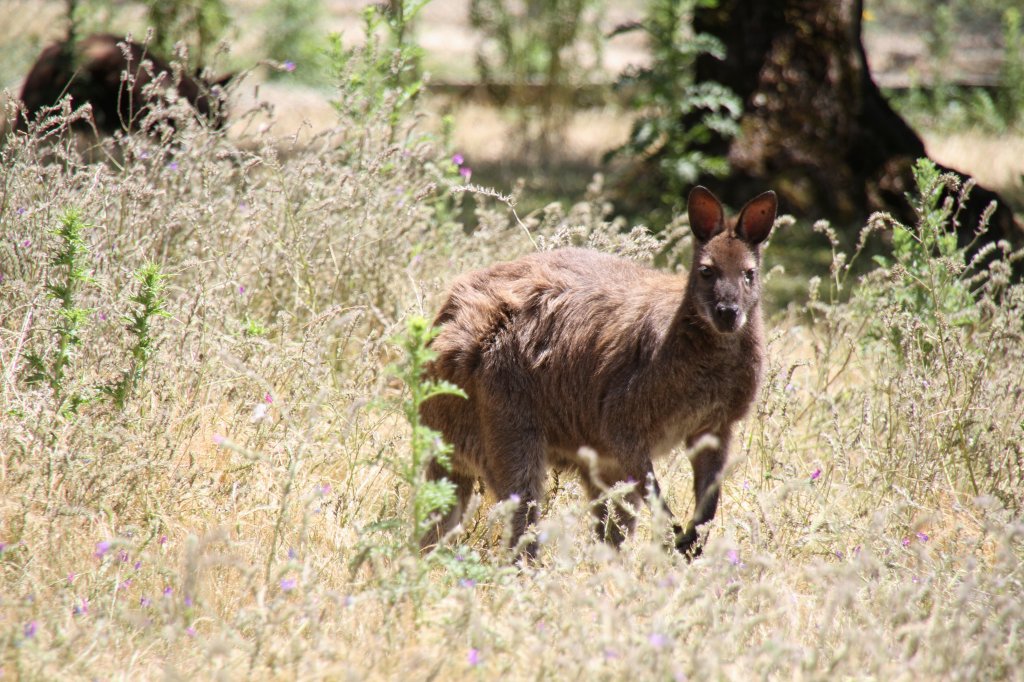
1 3 1023 680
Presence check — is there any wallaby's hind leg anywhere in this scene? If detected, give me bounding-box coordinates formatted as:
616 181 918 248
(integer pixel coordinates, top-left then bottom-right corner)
675 432 729 557
419 459 476 553
481 412 546 559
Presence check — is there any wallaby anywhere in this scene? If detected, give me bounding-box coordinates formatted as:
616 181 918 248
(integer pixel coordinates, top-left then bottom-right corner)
420 186 777 558
17 34 231 135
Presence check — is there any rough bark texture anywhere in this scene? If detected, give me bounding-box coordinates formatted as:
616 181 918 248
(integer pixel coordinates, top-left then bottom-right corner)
692 0 1021 254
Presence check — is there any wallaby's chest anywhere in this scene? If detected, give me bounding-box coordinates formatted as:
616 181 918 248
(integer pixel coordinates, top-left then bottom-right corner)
648 350 761 458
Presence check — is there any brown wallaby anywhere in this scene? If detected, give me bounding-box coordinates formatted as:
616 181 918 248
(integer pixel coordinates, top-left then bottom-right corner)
420 186 777 558
16 34 231 135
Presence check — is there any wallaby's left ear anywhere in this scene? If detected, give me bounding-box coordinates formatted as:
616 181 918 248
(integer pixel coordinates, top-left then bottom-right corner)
735 190 777 245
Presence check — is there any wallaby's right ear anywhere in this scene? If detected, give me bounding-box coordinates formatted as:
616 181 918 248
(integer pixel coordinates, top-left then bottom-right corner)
687 186 725 243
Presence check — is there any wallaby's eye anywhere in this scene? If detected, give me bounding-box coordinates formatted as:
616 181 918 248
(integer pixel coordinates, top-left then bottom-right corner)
698 265 713 279
744 268 757 284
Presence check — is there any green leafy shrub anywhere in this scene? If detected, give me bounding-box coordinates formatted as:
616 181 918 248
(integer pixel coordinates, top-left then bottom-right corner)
327 0 433 136
609 0 740 215
260 0 327 83
140 0 231 66
861 159 982 357
998 7 1024 127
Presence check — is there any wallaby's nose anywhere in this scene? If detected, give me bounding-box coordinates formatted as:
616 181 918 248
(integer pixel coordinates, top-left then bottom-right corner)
714 303 740 330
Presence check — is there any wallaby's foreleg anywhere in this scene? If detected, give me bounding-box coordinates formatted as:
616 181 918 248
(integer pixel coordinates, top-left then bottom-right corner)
675 431 730 557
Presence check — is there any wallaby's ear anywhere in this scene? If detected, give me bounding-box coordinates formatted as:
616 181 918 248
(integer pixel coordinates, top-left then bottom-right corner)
735 190 777 245
687 186 725 243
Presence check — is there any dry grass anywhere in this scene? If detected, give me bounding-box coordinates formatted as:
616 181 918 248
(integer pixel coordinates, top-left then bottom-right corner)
1 31 1023 682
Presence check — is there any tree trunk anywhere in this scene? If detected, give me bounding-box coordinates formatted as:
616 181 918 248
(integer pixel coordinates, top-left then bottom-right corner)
692 0 1021 255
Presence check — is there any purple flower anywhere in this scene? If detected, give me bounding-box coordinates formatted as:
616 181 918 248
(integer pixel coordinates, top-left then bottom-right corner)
459 166 472 182
140 596 152 608
834 550 844 560
119 549 130 563
603 648 620 660
0 542 6 553
649 632 668 649
264 392 273 404
119 579 132 590
916 531 929 543
21 239 31 248
184 595 193 607
66 572 75 585
810 468 822 481
95 541 112 559
73 598 89 616
467 648 480 666
24 621 38 638
283 60 296 72
98 311 109 321
159 535 168 545
287 547 298 560
901 537 911 548
451 153 464 166
134 560 142 570
163 586 173 597
238 285 246 294
726 549 742 566
17 207 27 215
316 483 332 497
186 626 197 637
459 578 476 588
167 161 179 171
212 434 225 445
280 578 297 592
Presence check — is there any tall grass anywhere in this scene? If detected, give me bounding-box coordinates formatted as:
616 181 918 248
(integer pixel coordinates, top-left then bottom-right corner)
1 62 1022 681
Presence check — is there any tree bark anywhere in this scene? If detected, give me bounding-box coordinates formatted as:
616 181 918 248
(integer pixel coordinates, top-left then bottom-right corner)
692 0 1021 256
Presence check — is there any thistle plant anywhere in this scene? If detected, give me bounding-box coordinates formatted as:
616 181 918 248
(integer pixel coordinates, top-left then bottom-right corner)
393 315 464 551
863 158 982 358
102 263 171 410
25 208 94 414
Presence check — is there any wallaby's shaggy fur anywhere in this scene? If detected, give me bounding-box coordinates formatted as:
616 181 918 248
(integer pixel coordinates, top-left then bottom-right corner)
17 34 230 134
421 186 777 557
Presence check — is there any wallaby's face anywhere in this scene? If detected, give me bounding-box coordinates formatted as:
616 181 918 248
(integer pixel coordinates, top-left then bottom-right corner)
686 187 778 335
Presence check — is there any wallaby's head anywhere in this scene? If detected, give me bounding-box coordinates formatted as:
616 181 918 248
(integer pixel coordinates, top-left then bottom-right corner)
686 186 777 335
